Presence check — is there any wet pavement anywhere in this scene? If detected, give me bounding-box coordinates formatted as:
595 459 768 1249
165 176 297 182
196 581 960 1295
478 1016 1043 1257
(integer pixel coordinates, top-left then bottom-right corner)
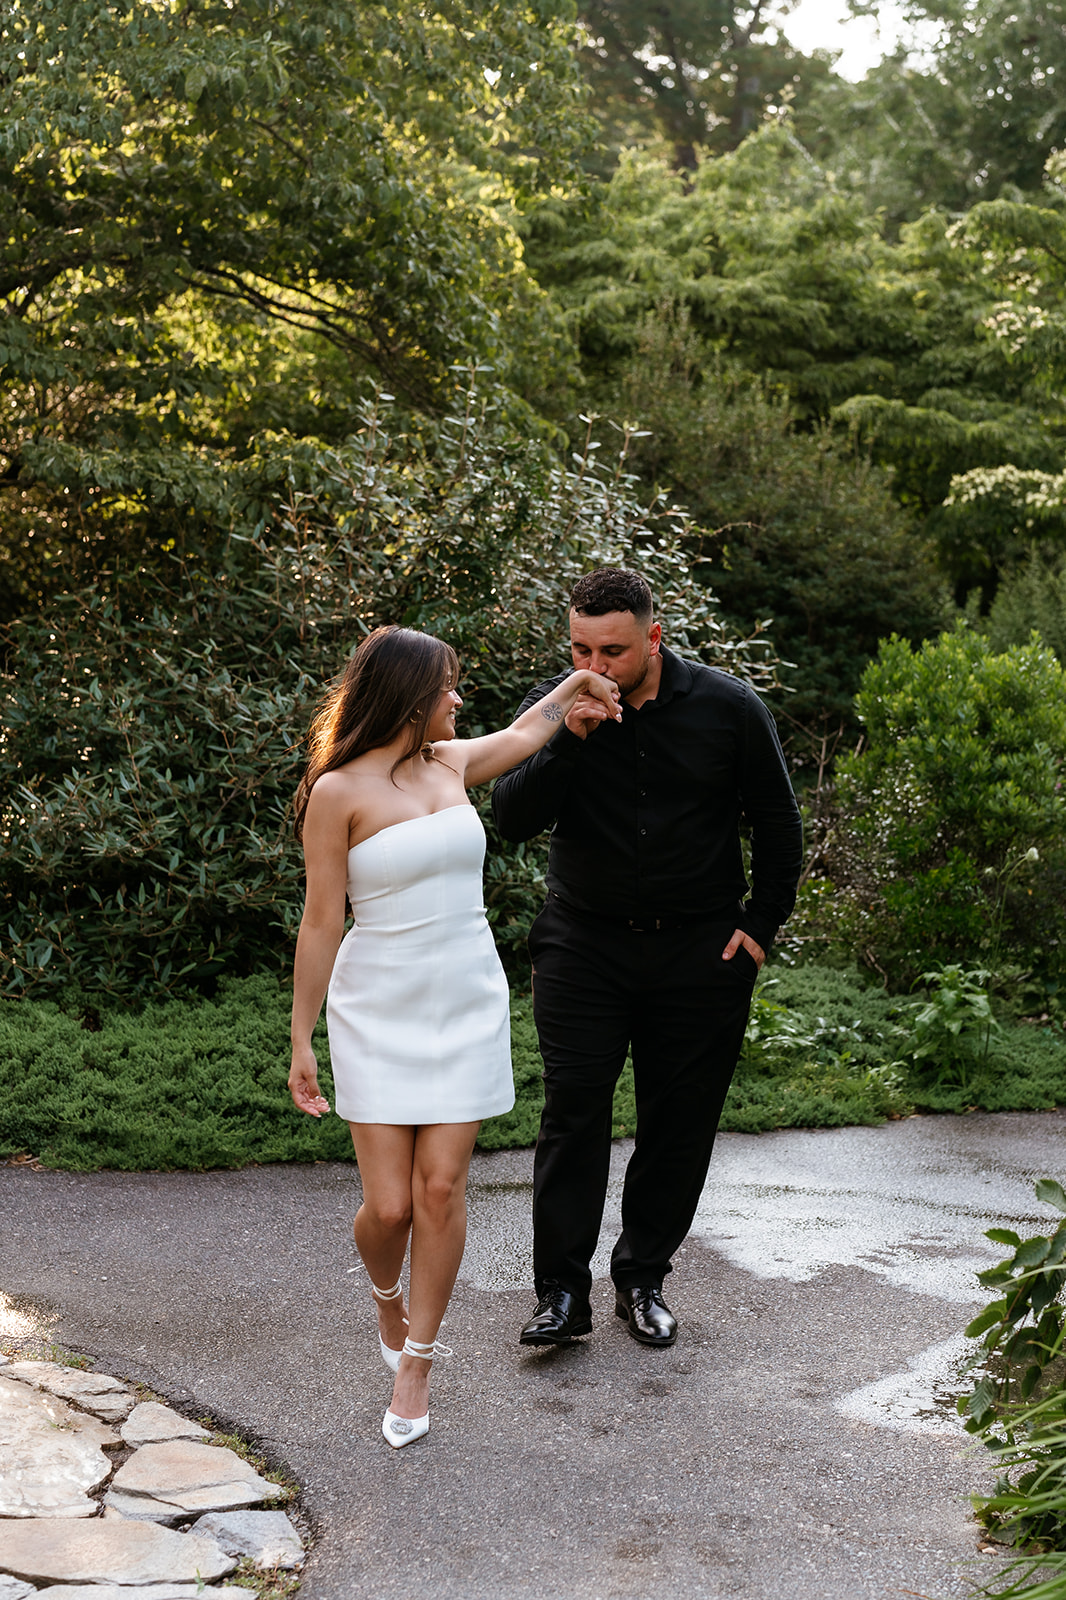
3 1109 1065 1599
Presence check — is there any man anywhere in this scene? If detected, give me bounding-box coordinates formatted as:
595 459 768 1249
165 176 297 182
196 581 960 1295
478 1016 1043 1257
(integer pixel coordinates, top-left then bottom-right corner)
492 568 803 1348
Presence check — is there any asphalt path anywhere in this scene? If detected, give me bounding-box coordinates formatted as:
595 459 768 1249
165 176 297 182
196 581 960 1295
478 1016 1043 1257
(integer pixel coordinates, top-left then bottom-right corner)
4 1110 1066 1599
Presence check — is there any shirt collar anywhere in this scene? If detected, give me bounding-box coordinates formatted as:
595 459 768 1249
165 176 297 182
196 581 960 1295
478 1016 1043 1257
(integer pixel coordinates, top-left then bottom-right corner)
647 645 693 708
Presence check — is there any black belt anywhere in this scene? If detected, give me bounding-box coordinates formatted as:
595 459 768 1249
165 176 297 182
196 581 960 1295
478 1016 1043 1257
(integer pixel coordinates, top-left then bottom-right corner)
546 890 718 933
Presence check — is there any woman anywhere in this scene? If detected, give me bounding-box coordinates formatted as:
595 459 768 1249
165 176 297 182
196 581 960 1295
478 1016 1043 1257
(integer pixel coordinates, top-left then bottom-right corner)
288 625 620 1448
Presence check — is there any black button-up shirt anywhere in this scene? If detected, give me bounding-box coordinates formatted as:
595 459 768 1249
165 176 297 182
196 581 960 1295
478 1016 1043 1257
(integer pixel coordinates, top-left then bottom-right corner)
491 647 803 952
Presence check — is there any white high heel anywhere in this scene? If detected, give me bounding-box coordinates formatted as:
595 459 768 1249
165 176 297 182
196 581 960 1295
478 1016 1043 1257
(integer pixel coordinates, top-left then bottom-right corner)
370 1278 407 1373
381 1336 452 1449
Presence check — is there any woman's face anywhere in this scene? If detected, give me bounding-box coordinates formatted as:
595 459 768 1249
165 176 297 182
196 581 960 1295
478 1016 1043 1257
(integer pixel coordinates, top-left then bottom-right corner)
426 684 463 742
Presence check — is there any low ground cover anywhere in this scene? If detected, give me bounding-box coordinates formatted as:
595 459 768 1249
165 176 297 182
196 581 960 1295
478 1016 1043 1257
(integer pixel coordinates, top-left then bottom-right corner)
2 964 1064 1172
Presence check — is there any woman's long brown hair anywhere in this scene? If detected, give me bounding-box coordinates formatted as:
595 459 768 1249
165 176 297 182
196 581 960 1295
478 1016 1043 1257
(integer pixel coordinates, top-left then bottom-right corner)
293 626 459 840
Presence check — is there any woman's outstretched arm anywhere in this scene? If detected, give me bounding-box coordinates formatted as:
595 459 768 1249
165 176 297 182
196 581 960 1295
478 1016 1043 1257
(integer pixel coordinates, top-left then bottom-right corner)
449 670 620 789
289 772 352 1117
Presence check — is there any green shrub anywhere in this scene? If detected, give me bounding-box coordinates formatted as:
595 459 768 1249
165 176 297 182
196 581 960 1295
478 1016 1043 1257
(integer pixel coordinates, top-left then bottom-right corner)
960 1181 1066 1596
904 1024 1066 1116
727 964 912 1129
820 627 1066 990
0 383 775 1001
0 975 350 1172
738 963 1066 1118
895 964 1000 1090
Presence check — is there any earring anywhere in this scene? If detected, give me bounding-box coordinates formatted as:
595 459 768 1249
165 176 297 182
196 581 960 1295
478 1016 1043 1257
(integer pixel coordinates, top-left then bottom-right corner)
409 709 421 723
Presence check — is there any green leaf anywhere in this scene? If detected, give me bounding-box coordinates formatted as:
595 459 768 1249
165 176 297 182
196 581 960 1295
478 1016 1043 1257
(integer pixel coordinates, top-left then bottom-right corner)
963 1376 998 1420
184 64 208 103
1035 1178 1066 1215
1015 1237 1054 1270
965 1301 1008 1338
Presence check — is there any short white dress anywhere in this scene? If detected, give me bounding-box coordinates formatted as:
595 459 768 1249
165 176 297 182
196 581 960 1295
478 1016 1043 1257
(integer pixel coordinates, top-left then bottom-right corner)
326 804 515 1124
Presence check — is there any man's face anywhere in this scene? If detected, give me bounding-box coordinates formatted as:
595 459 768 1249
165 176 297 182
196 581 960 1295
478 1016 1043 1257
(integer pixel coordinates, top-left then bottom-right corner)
568 609 661 698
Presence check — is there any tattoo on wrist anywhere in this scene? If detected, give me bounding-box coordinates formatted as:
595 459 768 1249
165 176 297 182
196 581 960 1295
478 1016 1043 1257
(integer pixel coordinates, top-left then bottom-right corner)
540 700 565 723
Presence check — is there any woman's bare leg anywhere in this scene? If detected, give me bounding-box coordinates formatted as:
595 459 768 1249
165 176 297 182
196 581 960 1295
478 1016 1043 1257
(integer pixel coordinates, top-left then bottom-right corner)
349 1123 416 1356
388 1120 480 1421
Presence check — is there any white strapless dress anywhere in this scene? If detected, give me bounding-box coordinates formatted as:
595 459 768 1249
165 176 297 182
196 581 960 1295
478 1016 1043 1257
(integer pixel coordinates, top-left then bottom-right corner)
326 805 515 1124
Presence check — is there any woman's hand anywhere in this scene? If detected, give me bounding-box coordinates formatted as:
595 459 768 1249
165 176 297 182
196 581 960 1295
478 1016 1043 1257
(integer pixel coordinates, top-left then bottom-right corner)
289 1045 331 1118
565 672 622 740
574 670 622 717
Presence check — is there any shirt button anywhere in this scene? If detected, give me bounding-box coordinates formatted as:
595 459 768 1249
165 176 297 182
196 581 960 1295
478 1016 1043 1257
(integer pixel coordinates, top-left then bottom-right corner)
640 827 647 836
638 749 646 757
640 788 647 797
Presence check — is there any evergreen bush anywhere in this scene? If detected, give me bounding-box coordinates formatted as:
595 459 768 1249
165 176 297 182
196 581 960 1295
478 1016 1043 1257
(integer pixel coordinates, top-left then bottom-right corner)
983 552 1066 666
9 965 1063 1174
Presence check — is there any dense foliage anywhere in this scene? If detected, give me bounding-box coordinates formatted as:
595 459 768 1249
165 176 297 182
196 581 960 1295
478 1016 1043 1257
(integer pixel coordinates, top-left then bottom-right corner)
601 311 948 725
0 0 589 621
576 0 832 168
6 0 1066 1051
802 0 1066 230
0 385 774 999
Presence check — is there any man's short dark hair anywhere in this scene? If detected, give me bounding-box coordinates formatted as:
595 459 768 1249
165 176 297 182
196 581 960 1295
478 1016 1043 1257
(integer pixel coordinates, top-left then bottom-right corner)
569 569 653 624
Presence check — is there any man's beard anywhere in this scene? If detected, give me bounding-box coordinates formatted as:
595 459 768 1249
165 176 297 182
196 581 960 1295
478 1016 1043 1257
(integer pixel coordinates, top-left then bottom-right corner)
610 650 651 699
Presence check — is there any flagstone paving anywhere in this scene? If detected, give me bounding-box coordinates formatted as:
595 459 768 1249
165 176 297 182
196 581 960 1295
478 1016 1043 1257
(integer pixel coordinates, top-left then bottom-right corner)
0 1355 304 1595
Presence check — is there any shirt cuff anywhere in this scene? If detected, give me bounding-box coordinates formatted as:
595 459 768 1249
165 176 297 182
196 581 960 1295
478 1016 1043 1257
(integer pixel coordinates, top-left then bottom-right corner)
546 725 585 761
740 912 777 957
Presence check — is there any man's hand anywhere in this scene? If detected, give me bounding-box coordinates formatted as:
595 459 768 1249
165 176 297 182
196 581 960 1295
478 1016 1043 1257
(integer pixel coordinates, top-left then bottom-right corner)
722 929 766 971
565 690 616 740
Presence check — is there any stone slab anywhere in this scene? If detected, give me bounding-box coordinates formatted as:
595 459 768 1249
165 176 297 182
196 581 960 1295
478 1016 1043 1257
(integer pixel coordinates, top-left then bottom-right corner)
0 1374 116 1519
36 1588 257 1599
193 1509 303 1569
110 1439 281 1516
5 1363 134 1422
121 1401 209 1446
0 1520 236 1586
0 1576 36 1600
102 1487 186 1526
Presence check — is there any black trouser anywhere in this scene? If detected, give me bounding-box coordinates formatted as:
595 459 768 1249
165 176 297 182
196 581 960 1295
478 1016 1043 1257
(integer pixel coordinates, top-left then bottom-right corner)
528 897 758 1299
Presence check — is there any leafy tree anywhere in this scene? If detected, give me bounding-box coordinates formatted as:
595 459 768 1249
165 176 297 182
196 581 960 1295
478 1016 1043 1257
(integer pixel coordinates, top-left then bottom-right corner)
522 125 1062 599
0 0 589 621
606 308 949 729
795 56 981 232
576 0 832 168
921 175 1066 592
809 0 1066 227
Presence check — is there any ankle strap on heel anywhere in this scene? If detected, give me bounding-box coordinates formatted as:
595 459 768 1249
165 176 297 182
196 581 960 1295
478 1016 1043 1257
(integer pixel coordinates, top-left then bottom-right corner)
370 1278 404 1303
402 1336 453 1361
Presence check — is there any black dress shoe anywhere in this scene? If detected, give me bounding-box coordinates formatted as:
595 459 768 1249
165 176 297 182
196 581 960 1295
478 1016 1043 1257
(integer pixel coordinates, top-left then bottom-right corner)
615 1285 678 1347
519 1286 593 1346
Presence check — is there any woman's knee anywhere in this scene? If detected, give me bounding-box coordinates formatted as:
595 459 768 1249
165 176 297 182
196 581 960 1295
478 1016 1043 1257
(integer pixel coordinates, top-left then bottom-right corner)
415 1169 464 1220
360 1193 412 1233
